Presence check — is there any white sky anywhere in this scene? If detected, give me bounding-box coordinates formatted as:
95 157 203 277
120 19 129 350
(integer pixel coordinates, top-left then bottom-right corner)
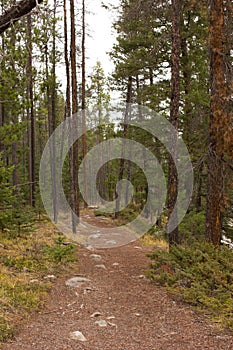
86 0 118 75
55 0 119 92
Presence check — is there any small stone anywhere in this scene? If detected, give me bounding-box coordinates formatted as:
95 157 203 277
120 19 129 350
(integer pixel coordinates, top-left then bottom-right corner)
88 205 99 209
90 233 101 239
95 320 108 327
65 277 91 287
30 279 39 283
107 316 115 320
44 275 56 279
134 246 142 250
90 254 102 262
86 245 94 251
70 331 87 342
112 263 119 266
83 287 95 294
95 264 106 270
135 313 140 317
90 312 101 318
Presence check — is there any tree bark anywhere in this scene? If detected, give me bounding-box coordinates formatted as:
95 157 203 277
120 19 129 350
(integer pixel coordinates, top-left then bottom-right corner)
0 26 5 155
26 14 35 207
70 0 80 227
44 7 57 223
0 0 43 34
115 76 133 218
205 0 226 246
63 0 76 233
167 0 181 245
82 0 88 208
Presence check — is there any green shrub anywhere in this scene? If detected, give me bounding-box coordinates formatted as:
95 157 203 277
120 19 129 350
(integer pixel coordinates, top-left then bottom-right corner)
147 240 233 330
179 210 205 242
44 237 76 263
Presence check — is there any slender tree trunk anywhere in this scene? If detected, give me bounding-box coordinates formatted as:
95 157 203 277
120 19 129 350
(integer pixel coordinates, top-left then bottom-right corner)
12 116 19 192
51 0 58 222
26 14 35 207
205 0 226 246
115 76 133 218
10 30 19 193
44 8 57 222
181 10 192 122
70 0 80 226
167 0 181 245
195 162 203 212
82 0 88 208
0 28 5 155
64 0 76 232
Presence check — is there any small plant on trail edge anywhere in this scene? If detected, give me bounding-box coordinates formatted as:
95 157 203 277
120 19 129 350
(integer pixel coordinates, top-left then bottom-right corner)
147 240 233 330
43 237 76 263
0 317 15 342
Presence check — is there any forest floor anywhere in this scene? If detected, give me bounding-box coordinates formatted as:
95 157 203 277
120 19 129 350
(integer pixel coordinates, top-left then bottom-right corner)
2 211 233 350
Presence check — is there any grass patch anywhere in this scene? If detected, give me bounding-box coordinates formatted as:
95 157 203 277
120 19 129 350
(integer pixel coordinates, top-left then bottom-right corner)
0 220 78 343
147 240 233 330
140 234 168 249
0 317 15 342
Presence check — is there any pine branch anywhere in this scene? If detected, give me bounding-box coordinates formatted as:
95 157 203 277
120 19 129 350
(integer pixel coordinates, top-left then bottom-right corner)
0 0 43 34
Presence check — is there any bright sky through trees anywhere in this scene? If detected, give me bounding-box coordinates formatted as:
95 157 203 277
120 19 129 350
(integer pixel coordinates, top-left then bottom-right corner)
86 0 118 75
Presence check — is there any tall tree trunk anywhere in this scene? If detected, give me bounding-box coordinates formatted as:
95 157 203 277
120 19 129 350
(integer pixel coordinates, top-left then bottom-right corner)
44 7 57 222
115 76 133 218
26 14 35 207
82 0 88 208
195 162 203 212
10 30 19 193
0 27 5 155
51 0 58 222
70 0 80 227
205 0 226 246
64 0 76 232
167 0 181 245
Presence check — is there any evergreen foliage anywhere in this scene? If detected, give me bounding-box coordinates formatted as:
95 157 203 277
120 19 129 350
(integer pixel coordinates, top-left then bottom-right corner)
148 240 233 330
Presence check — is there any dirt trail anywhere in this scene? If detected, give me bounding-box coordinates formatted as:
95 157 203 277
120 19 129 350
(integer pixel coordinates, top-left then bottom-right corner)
2 216 233 350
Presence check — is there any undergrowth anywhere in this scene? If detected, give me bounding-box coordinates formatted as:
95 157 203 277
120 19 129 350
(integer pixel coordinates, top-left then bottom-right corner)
147 240 233 330
0 220 78 343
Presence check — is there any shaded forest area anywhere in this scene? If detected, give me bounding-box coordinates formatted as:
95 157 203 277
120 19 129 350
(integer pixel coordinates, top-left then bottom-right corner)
1 0 232 245
0 0 233 341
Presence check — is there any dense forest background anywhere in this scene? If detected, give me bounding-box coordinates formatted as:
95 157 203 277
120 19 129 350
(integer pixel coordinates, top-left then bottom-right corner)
0 0 232 247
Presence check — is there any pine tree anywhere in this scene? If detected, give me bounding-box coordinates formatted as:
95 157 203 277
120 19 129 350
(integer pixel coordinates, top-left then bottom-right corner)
167 0 181 245
205 0 228 246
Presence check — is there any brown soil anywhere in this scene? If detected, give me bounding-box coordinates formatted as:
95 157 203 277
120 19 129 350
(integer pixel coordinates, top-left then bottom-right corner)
2 213 233 350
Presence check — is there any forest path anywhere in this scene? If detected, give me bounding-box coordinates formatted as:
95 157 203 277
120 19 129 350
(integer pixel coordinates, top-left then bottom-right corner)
2 213 233 350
